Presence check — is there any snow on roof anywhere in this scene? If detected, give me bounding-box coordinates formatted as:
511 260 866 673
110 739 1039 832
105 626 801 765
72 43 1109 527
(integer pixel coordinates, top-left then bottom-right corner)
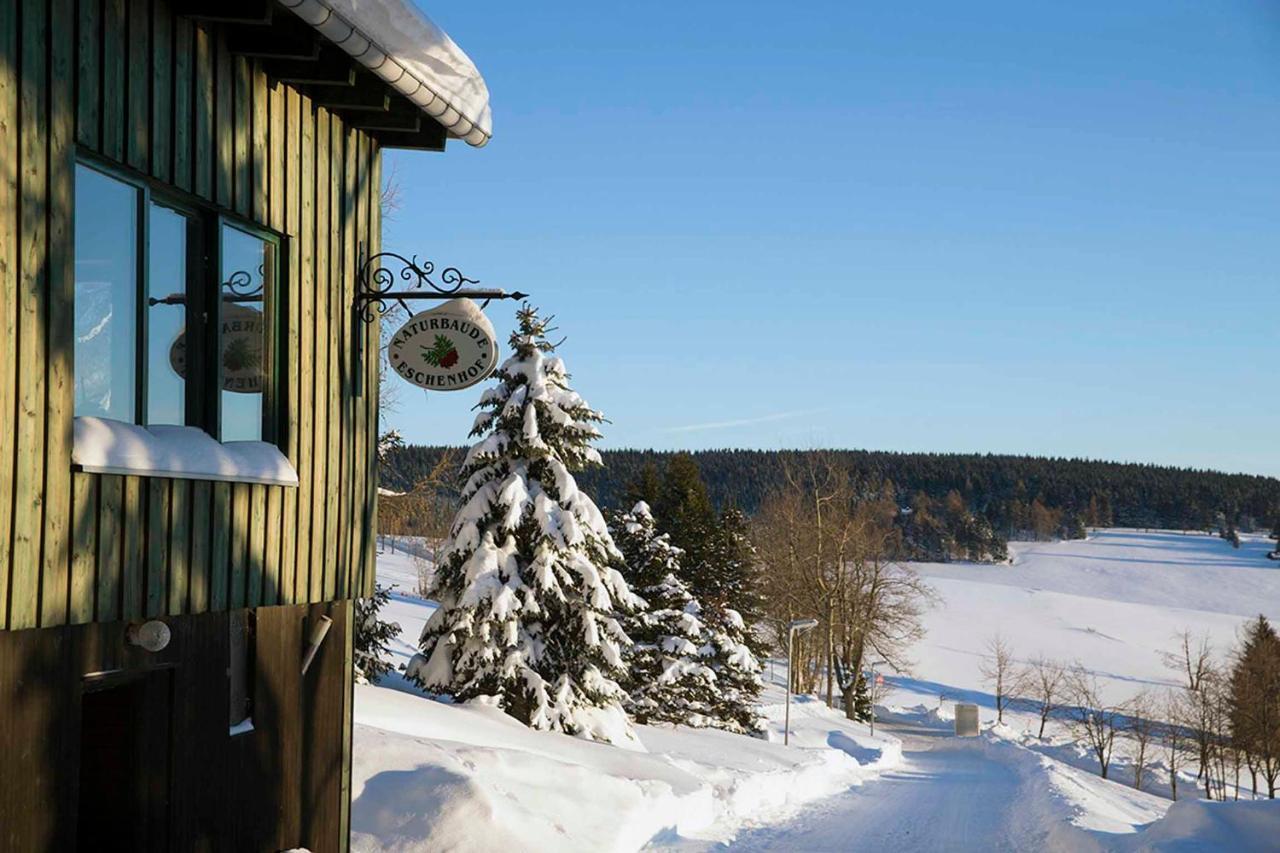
73 417 299 487
279 0 492 147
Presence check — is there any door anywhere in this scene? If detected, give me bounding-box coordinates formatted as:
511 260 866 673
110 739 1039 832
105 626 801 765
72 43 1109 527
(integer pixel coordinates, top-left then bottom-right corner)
77 669 173 852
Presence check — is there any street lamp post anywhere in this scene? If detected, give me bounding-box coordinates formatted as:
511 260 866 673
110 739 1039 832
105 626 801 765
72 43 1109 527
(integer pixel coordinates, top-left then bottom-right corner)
868 659 888 737
785 618 819 746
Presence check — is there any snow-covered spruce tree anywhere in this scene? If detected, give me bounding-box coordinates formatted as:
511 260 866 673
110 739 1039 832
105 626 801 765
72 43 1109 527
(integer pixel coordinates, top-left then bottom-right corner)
849 671 873 722
610 502 717 727
698 508 766 734
354 583 401 683
407 305 640 744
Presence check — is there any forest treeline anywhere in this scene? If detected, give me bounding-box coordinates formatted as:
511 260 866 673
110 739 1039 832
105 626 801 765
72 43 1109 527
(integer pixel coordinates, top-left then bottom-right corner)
380 445 1280 537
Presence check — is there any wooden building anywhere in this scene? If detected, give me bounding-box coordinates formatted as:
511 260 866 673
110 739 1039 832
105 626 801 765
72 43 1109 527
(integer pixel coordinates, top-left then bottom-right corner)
0 0 490 849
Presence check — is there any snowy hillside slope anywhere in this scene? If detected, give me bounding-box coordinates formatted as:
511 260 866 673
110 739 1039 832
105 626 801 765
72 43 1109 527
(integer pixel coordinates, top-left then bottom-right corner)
921 529 1279 616
893 530 1278 710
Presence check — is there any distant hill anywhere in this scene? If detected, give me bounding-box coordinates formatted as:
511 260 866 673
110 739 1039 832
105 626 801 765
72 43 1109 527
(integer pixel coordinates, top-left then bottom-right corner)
380 446 1280 535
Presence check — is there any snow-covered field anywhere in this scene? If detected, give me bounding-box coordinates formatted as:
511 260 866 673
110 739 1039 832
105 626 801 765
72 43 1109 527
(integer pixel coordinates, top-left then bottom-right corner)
895 529 1279 711
352 530 1280 851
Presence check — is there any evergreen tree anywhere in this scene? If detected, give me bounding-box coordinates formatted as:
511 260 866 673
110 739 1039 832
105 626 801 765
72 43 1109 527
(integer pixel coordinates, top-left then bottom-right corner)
850 671 873 723
1228 615 1280 798
376 428 405 465
409 306 640 744
899 492 949 560
610 502 718 726
698 507 766 734
648 459 766 732
383 445 1280 535
354 583 401 683
1062 512 1088 541
651 453 719 584
704 507 766 627
384 440 1280 535
1222 520 1242 549
623 462 662 510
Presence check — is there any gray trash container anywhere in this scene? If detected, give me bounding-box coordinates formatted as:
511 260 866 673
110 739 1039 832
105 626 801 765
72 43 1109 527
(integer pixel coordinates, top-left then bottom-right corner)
954 703 980 736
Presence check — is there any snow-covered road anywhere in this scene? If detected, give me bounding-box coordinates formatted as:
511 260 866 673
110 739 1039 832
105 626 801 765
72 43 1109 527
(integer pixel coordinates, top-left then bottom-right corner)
723 722 1046 852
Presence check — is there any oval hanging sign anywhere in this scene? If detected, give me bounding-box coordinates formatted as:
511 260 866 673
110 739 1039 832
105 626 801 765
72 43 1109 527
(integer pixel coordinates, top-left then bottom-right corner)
388 298 499 391
168 304 266 394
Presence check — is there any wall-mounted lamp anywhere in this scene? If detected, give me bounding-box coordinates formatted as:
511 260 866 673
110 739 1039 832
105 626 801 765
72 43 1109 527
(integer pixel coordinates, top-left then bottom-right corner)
301 615 333 675
126 620 171 653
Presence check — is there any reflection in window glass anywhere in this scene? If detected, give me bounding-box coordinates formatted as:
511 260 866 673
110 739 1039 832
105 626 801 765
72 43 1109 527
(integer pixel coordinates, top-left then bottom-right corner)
220 225 274 442
146 204 191 425
74 165 138 421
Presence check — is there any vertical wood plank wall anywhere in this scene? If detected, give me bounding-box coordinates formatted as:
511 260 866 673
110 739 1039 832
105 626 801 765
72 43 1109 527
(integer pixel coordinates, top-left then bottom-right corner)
0 0 382 631
0 599 354 850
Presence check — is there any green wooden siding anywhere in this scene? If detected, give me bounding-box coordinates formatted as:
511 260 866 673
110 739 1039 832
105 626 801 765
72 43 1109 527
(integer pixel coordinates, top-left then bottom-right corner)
0 0 381 631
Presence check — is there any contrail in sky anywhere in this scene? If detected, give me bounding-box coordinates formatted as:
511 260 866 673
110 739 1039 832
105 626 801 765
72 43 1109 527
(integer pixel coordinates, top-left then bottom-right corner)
660 409 825 435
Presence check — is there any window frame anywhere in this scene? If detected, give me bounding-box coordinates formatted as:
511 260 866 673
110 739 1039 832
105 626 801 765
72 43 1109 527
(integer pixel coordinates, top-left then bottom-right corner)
74 150 288 445
215 217 283 444
146 195 206 429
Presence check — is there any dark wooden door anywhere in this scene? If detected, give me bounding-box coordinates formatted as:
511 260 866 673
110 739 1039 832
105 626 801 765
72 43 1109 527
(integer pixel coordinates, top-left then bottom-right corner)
77 670 173 852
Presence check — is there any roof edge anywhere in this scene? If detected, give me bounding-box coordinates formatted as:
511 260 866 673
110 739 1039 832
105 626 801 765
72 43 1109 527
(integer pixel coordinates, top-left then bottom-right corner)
278 0 491 147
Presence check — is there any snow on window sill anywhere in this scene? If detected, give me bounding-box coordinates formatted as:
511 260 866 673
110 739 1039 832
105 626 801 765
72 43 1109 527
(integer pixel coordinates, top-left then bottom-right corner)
72 416 299 487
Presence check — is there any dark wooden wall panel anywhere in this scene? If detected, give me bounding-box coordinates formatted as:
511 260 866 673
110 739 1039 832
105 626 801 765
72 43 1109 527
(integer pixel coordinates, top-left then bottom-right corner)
0 602 354 851
1 0 383 631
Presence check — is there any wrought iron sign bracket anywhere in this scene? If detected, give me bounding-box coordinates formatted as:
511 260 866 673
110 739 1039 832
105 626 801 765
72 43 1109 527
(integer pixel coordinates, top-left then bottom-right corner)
353 244 528 397
355 244 527 320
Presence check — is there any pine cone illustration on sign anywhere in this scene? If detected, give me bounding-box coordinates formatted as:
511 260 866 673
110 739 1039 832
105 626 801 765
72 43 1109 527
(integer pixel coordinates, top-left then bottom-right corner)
422 334 460 369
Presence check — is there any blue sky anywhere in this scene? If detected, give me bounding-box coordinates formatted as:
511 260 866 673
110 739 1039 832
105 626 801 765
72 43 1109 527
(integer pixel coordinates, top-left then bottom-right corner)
382 1 1280 476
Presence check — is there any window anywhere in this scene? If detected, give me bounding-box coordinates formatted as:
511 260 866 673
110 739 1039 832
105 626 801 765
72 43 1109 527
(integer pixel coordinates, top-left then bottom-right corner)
219 225 277 443
73 166 139 421
146 203 197 426
73 160 282 443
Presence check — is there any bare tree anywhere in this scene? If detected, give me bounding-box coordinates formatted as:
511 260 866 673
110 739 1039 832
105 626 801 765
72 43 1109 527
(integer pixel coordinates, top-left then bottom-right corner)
378 448 461 563
1162 689 1190 801
753 457 934 718
380 158 404 222
1179 667 1234 800
1022 656 1065 739
1067 665 1122 779
1163 629 1214 694
1207 674 1234 800
1124 690 1159 791
979 634 1021 724
1163 630 1216 783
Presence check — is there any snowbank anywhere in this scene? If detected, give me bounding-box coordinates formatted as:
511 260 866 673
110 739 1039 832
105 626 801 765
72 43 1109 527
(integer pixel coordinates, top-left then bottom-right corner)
72 416 297 485
1115 799 1280 851
988 721 1280 851
354 562 902 851
351 682 900 852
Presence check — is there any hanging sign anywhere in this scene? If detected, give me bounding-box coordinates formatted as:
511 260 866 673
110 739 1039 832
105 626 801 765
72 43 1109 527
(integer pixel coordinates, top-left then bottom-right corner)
387 298 498 391
168 304 266 394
